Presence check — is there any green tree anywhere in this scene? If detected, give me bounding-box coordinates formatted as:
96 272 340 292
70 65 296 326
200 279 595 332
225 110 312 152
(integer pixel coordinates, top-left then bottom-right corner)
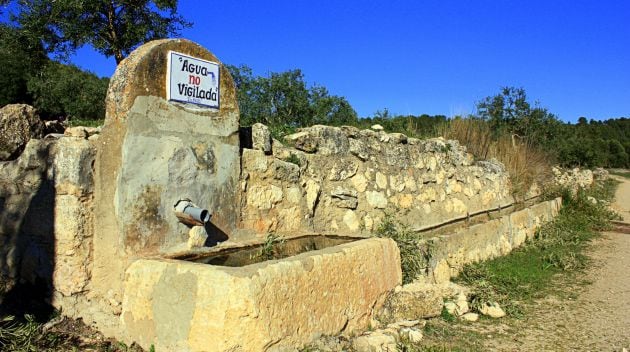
309 85 357 126
27 61 109 120
608 139 629 168
476 87 560 145
266 69 311 126
227 64 358 129
14 0 191 63
0 24 47 107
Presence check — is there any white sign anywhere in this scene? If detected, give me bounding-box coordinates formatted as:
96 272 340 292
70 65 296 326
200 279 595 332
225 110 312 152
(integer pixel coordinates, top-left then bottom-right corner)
166 51 220 108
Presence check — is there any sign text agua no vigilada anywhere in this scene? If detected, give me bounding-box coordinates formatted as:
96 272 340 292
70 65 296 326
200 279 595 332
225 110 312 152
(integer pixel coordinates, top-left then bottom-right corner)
167 51 220 108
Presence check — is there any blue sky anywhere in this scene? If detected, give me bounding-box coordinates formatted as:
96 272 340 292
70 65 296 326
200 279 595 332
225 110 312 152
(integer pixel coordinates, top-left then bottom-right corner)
4 1 630 122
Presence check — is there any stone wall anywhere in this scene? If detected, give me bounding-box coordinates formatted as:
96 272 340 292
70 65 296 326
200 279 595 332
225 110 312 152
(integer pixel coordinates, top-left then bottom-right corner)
552 166 595 193
0 133 96 314
0 139 54 292
1 38 570 351
239 124 515 238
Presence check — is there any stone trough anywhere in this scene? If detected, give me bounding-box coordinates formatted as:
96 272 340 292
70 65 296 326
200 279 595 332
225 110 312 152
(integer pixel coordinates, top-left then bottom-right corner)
121 236 400 351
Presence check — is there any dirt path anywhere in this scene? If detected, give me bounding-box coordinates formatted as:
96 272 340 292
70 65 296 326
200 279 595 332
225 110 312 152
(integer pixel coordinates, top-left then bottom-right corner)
483 176 630 351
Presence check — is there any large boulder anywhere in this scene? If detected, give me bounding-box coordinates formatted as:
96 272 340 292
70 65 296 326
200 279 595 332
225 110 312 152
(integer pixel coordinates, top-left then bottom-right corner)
0 104 44 161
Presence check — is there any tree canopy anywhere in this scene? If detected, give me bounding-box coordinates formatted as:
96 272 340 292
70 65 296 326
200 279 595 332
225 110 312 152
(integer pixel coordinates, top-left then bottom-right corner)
14 0 191 63
474 87 629 168
227 65 358 131
0 24 109 120
0 24 47 107
476 86 561 143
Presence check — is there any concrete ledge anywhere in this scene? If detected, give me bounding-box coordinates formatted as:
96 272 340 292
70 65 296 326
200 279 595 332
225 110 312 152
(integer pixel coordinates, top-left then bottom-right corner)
426 197 562 283
121 237 401 351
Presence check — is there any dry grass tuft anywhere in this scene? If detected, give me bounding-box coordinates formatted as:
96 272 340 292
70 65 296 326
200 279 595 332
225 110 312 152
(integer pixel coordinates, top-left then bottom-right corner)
437 118 553 199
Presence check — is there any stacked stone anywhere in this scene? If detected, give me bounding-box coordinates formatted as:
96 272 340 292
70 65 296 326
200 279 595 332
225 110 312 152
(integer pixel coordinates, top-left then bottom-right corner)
552 166 595 193
240 123 514 236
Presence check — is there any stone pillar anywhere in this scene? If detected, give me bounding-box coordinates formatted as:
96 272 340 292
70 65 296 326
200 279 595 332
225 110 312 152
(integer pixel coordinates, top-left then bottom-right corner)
91 39 240 323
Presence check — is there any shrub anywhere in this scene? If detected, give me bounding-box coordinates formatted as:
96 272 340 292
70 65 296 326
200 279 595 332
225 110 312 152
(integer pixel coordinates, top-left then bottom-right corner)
27 61 109 121
256 233 286 260
0 315 41 352
375 215 428 284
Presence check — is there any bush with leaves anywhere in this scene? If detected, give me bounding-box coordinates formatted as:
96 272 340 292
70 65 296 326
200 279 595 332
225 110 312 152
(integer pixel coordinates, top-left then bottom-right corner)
227 64 358 130
375 215 428 284
0 24 47 107
27 61 109 120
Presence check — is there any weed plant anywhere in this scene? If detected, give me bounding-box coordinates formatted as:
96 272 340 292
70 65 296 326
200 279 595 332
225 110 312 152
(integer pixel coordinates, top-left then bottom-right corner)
257 233 286 260
375 215 428 284
0 315 40 352
455 180 620 317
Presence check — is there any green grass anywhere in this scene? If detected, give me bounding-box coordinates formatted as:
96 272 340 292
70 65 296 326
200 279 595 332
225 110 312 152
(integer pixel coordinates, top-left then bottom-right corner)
454 179 620 318
0 312 145 351
407 319 484 352
440 306 457 323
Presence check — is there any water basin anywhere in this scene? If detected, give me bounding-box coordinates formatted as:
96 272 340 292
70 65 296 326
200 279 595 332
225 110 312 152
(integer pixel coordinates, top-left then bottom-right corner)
173 235 360 267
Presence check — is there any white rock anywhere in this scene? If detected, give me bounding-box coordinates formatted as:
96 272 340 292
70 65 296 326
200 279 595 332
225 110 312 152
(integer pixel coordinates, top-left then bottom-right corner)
371 124 384 131
84 126 100 136
363 214 374 231
444 301 457 315
460 312 479 322
251 123 272 153
401 328 423 343
375 172 388 189
242 149 268 172
455 299 470 316
286 187 302 204
304 180 321 216
351 173 368 193
343 210 360 231
64 126 88 138
366 191 388 209
453 292 470 315
479 301 506 318
369 318 382 330
187 226 208 249
352 331 396 352
246 185 283 210
444 296 470 316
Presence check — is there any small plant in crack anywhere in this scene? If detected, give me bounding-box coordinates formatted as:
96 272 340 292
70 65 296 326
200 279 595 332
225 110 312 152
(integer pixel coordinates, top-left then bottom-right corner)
256 233 286 260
